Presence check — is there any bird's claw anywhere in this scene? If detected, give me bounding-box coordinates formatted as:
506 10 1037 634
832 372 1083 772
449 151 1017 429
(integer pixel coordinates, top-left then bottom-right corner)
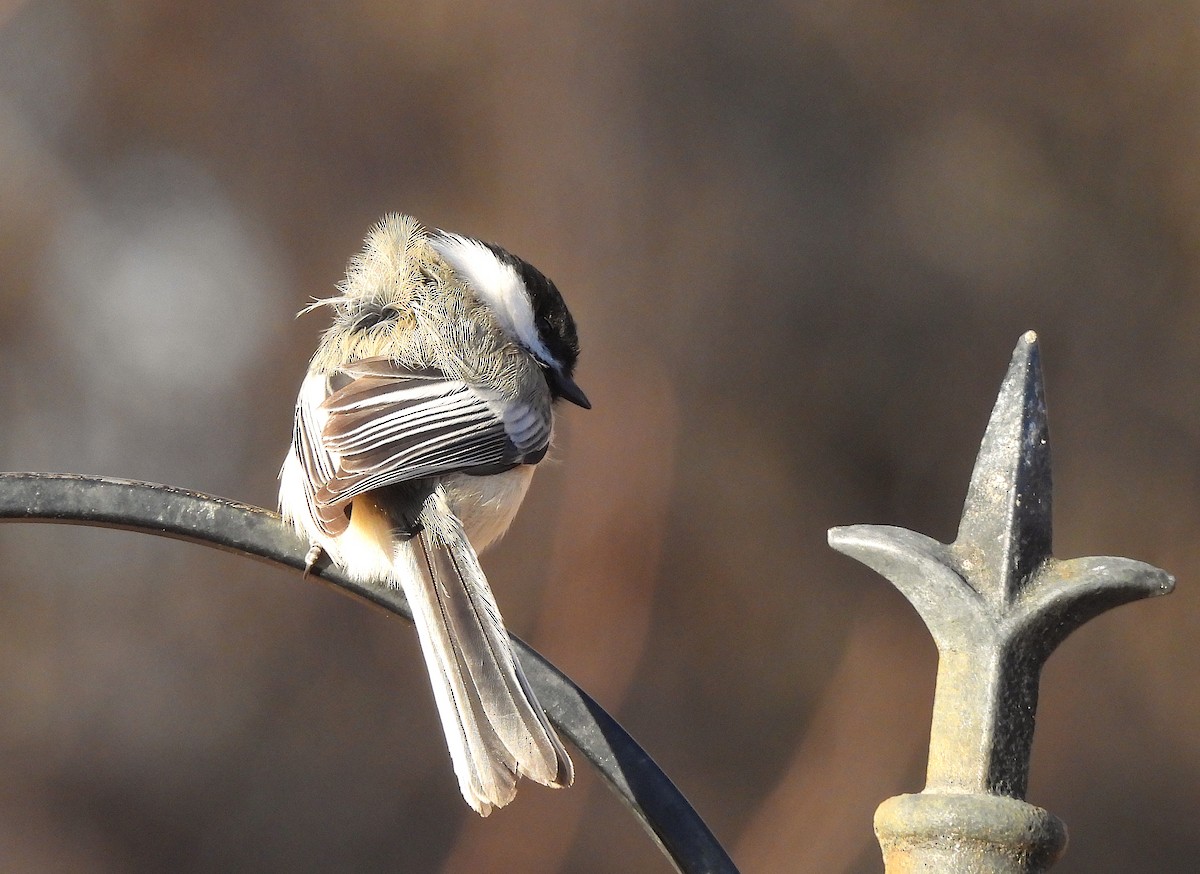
303 544 323 578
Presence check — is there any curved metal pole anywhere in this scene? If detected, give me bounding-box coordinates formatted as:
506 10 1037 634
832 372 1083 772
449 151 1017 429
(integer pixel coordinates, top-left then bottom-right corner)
0 472 737 874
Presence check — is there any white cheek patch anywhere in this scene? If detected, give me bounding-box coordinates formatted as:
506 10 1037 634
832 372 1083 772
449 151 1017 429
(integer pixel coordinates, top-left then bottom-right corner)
431 232 554 365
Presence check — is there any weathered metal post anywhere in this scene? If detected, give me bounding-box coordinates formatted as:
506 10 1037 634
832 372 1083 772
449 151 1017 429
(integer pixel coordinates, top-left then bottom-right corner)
829 331 1174 872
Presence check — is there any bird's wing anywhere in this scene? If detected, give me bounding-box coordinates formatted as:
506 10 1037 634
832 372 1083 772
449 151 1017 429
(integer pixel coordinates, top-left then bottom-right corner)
292 356 550 534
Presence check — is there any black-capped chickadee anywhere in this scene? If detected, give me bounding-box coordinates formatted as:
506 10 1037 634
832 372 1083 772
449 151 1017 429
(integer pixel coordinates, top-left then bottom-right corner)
280 214 589 815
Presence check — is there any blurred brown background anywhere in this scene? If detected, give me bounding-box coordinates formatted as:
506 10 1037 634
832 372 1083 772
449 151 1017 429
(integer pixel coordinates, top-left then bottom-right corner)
1 2 1198 871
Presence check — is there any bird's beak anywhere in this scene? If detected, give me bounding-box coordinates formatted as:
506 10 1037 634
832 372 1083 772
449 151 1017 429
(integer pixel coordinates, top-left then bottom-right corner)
549 368 592 409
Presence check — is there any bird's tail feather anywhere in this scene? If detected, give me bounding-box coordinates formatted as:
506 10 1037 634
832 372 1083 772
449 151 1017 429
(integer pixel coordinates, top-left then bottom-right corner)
395 501 573 816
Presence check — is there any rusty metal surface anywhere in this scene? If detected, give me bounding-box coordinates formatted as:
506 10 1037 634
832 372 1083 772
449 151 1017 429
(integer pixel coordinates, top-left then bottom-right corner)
830 332 1174 872
0 471 737 874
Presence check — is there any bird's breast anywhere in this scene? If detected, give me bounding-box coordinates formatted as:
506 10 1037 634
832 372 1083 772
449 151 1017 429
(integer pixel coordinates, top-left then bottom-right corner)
443 465 537 553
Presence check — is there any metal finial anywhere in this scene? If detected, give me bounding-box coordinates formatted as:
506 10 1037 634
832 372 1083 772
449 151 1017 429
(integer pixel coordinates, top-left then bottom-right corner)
829 332 1173 871
956 329 1053 604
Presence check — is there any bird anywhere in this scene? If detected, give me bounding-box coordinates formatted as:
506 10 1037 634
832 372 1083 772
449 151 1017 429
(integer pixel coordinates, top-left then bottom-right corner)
279 213 589 815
